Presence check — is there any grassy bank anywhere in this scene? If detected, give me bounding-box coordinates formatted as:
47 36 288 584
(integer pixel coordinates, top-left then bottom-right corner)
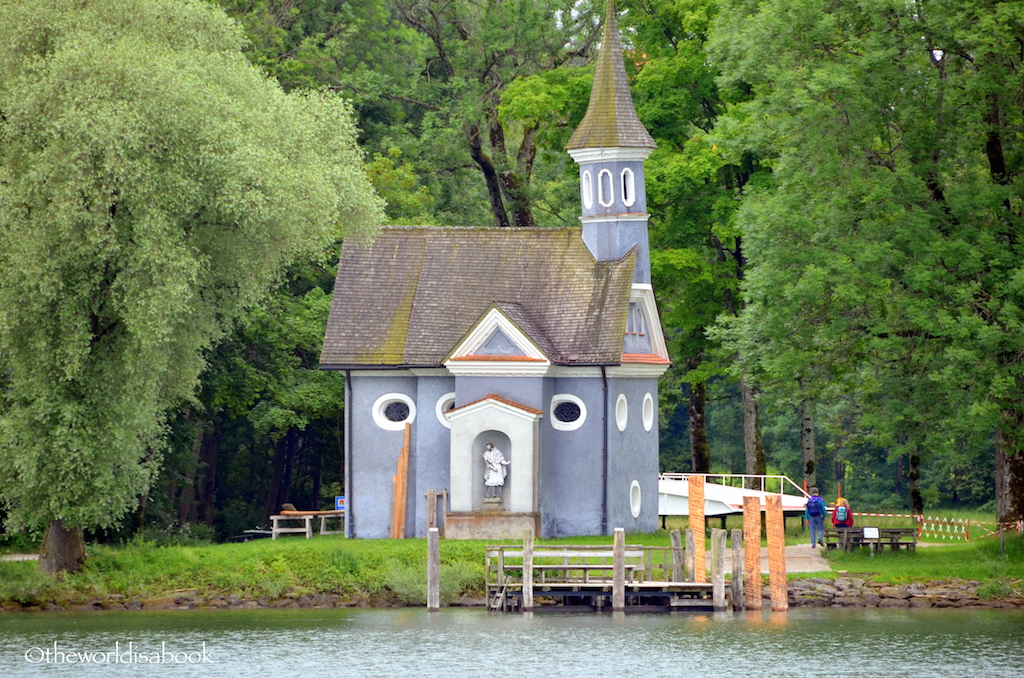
1 529 1021 609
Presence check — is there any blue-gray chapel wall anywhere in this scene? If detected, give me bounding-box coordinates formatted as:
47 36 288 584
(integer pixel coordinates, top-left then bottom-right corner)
348 375 418 539
411 375 455 537
605 377 660 533
538 376 606 538
454 376 545 411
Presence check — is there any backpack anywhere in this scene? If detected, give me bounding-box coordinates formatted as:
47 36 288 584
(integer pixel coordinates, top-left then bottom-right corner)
807 496 823 517
836 504 849 522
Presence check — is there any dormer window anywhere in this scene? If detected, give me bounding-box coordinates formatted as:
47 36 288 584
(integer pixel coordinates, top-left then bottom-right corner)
621 168 635 207
581 170 594 209
626 302 647 336
598 169 614 207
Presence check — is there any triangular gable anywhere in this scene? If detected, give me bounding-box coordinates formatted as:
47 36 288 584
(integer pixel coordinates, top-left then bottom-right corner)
447 393 545 423
446 304 550 363
445 304 551 375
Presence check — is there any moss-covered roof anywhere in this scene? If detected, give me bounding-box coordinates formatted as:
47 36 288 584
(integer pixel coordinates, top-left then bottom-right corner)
320 226 635 367
566 0 656 151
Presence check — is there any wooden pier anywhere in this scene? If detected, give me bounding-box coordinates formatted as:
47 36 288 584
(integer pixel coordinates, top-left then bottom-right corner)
485 528 724 612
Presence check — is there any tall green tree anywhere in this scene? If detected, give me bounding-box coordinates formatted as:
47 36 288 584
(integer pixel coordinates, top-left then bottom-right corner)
0 0 384 571
709 0 1024 519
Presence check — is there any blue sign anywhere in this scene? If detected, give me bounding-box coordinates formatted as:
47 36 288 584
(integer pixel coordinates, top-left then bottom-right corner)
335 496 346 511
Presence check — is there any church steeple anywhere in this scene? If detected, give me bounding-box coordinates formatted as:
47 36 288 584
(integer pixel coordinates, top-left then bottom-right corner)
567 0 655 151
567 0 656 284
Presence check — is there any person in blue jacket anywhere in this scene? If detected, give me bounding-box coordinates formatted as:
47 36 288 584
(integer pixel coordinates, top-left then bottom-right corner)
805 487 826 548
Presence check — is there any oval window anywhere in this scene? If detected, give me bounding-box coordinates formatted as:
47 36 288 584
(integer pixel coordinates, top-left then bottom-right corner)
598 169 614 207
630 480 642 518
643 392 655 432
615 393 628 431
621 167 635 207
550 394 587 431
372 393 416 431
435 392 456 429
581 170 594 209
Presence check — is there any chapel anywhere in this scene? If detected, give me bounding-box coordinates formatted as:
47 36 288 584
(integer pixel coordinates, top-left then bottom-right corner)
320 0 670 539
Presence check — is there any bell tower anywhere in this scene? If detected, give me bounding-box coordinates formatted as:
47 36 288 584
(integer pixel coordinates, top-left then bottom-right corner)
566 0 656 284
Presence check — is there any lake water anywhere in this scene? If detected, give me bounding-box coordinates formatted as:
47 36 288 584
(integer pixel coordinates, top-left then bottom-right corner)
1 607 1022 677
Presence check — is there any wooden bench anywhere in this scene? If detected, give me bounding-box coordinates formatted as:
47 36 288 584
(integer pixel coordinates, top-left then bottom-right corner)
271 510 345 539
824 527 917 554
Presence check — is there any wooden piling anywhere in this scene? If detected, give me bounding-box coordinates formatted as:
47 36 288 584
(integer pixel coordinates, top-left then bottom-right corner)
425 490 438 531
522 529 534 611
689 475 706 583
669 530 684 582
731 528 744 611
427 527 440 611
711 528 727 610
685 529 696 583
766 494 788 611
743 495 762 610
612 527 625 611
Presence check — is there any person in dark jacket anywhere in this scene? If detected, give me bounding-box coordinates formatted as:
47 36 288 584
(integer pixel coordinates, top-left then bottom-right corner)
805 488 826 547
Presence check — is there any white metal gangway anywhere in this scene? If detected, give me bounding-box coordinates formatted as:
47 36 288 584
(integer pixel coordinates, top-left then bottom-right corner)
658 473 810 517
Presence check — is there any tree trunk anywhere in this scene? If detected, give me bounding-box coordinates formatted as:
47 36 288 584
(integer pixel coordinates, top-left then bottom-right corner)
909 451 923 515
197 425 220 527
800 400 817 490
741 377 766 486
689 380 710 473
39 519 86 574
996 415 1024 523
465 123 510 228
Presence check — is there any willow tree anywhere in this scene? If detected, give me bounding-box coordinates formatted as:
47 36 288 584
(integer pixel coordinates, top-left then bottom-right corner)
0 0 384 572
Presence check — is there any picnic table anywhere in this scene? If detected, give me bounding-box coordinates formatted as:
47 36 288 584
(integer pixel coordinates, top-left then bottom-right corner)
271 510 345 539
824 527 917 554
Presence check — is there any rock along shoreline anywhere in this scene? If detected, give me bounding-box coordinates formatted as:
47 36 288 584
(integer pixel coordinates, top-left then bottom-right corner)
1 578 1021 613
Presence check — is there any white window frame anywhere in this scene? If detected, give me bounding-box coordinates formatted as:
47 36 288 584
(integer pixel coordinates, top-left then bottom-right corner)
642 392 655 432
630 480 642 518
598 169 614 207
372 393 416 431
435 392 456 429
621 167 636 207
581 170 594 209
615 393 628 431
550 394 587 431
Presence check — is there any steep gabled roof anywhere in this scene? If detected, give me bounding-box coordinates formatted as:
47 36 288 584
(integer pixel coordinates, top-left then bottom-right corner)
566 0 656 151
320 226 635 368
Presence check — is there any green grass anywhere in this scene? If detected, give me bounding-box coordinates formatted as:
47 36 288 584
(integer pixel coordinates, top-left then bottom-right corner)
2 525 1021 607
822 535 1024 591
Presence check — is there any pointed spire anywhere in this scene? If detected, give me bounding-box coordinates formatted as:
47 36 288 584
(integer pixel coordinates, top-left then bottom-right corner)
566 0 656 150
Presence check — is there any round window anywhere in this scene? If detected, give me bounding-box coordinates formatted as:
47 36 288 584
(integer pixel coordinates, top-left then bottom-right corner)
550 394 587 431
372 393 416 431
615 393 628 431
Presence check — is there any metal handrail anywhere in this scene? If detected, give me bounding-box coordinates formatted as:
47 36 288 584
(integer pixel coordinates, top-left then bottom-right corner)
659 472 810 498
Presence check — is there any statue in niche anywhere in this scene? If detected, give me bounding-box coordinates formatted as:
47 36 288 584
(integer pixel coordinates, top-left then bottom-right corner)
481 440 509 498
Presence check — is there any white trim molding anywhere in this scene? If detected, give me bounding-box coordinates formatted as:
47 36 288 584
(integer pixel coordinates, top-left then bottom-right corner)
568 147 654 164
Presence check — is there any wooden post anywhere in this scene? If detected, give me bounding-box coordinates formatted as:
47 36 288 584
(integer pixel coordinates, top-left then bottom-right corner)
425 489 438 531
685 529 696 583
743 495 762 610
427 527 440 611
669 530 684 582
612 527 626 610
689 475 706 582
766 494 788 611
522 529 534 612
731 528 744 611
711 528 727 611
390 423 411 539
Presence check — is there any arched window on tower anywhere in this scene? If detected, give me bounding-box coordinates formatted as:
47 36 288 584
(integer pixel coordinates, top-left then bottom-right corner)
598 169 614 207
581 170 594 209
621 167 635 207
